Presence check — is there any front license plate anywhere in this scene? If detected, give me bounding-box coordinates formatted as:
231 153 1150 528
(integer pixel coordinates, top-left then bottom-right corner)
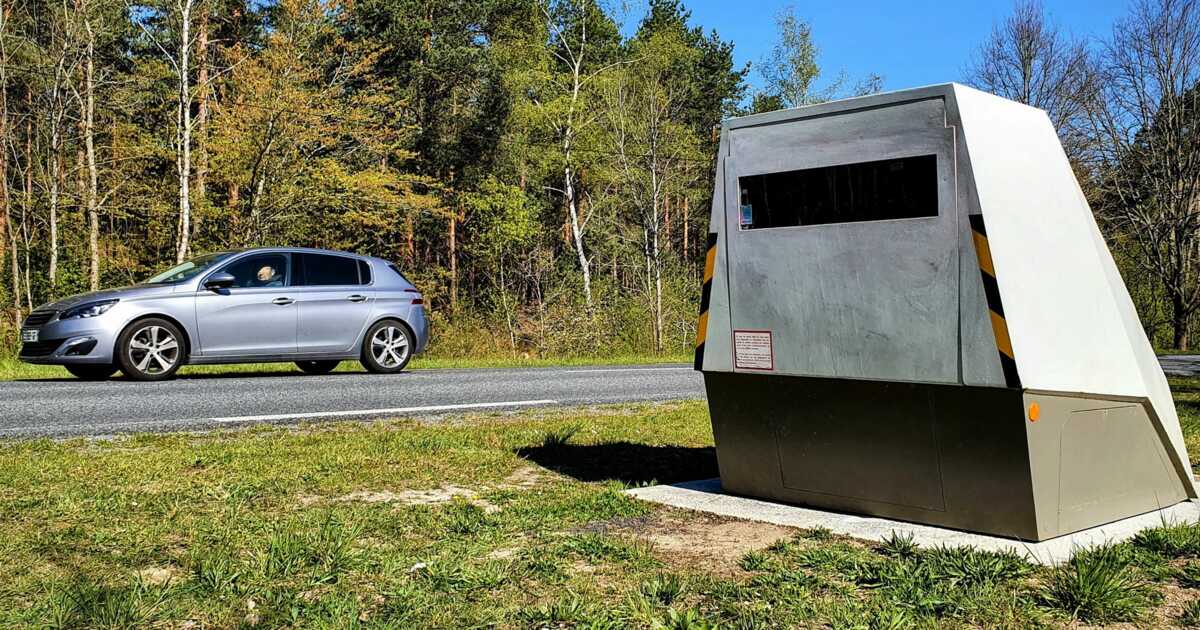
21 329 38 343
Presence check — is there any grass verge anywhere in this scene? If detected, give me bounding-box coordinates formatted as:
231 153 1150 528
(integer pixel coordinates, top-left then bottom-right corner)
0 352 691 381
5 383 1200 627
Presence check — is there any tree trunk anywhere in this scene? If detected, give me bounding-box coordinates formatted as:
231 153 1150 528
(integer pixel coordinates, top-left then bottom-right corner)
405 214 415 264
565 165 592 308
49 117 61 295
654 231 663 353
193 7 208 237
682 196 689 262
249 173 265 245
650 175 663 353
175 0 194 263
84 19 99 291
663 194 671 253
23 240 31 310
17 88 30 315
0 33 9 327
75 124 85 219
448 211 458 312
1173 293 1191 351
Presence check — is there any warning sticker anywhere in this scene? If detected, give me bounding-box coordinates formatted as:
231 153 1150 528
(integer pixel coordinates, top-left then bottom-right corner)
733 330 774 371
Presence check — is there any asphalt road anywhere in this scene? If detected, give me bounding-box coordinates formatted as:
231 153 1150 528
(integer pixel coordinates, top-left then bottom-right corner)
0 364 704 438
3 355 1197 439
1160 355 1200 377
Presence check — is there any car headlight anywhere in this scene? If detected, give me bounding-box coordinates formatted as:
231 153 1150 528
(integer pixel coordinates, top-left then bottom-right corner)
61 299 119 320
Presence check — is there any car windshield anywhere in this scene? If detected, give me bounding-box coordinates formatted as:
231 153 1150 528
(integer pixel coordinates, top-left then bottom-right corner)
144 252 231 284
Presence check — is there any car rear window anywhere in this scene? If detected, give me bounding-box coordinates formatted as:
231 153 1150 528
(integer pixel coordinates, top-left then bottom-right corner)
294 253 365 286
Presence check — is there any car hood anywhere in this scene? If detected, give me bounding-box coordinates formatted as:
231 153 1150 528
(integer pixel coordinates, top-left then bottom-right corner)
38 284 177 312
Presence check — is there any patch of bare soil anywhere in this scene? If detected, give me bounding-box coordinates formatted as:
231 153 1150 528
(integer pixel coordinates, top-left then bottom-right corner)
585 509 797 577
296 465 553 510
1149 584 1198 629
135 565 182 586
503 466 552 489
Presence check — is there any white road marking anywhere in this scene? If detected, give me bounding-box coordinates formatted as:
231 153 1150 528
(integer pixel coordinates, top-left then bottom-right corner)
208 399 560 423
562 367 692 374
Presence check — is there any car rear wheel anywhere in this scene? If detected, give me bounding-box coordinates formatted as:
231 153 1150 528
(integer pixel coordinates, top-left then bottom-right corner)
65 364 118 381
295 360 339 375
360 320 413 374
116 318 186 381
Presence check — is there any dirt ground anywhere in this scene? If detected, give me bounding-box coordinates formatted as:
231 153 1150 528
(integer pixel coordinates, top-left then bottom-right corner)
580 508 798 577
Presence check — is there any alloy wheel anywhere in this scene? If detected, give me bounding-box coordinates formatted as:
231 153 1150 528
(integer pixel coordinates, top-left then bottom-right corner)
127 325 180 375
370 325 409 369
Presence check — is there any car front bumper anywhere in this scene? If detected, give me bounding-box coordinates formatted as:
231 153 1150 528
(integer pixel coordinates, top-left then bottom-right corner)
19 317 119 365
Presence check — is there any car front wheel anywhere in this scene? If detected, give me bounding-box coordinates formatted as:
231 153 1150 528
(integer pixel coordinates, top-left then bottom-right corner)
116 318 186 381
65 364 118 381
360 320 413 374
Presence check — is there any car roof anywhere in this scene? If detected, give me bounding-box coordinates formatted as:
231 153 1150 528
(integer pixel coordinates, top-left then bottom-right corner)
232 246 376 260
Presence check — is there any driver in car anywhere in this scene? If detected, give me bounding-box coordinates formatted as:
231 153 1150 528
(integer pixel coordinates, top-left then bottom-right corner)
253 264 283 287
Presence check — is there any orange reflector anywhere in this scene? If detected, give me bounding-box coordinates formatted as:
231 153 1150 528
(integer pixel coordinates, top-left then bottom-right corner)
1028 402 1040 422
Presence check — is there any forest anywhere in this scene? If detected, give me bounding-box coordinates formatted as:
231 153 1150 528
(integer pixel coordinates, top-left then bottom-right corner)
1 0 1199 361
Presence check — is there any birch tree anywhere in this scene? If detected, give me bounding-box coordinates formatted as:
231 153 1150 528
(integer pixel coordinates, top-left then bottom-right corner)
753 6 882 112
603 31 701 351
132 0 199 262
966 0 1098 157
1087 0 1200 349
80 5 99 289
526 0 622 309
44 1 81 294
0 1 12 326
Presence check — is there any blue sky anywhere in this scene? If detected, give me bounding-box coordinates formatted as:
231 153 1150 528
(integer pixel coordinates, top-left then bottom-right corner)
620 0 1129 93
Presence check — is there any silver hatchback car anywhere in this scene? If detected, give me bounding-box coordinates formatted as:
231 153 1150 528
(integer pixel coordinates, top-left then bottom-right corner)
18 247 429 381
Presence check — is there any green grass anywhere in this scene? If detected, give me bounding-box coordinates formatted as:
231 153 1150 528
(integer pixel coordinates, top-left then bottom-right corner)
4 380 1200 627
1172 376 1200 473
1041 543 1158 623
0 352 691 381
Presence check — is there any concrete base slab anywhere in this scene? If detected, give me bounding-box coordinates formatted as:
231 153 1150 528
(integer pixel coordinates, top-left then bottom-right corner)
626 479 1200 565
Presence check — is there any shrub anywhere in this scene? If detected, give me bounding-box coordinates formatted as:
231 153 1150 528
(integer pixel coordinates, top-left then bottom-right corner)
1132 522 1200 558
188 545 242 595
879 531 919 559
45 576 170 629
655 607 720 630
738 550 769 572
1180 561 1200 588
540 424 581 450
800 526 834 541
639 573 686 606
921 545 1032 588
518 593 614 627
1041 543 1157 623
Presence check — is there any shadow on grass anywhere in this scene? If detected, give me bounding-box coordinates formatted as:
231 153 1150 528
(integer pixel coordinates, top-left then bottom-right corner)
517 442 718 486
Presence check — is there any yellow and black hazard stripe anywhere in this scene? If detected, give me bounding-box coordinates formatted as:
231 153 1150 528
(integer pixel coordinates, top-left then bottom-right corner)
694 232 718 371
969 214 1020 388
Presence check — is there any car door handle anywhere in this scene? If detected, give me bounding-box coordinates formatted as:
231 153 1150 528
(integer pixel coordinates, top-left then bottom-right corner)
272 297 294 306
347 295 367 303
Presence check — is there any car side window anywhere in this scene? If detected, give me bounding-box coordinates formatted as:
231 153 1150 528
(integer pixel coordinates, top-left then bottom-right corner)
295 253 362 286
219 254 289 289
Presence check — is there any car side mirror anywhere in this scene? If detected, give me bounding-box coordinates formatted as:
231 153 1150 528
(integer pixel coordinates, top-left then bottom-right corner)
204 272 236 291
